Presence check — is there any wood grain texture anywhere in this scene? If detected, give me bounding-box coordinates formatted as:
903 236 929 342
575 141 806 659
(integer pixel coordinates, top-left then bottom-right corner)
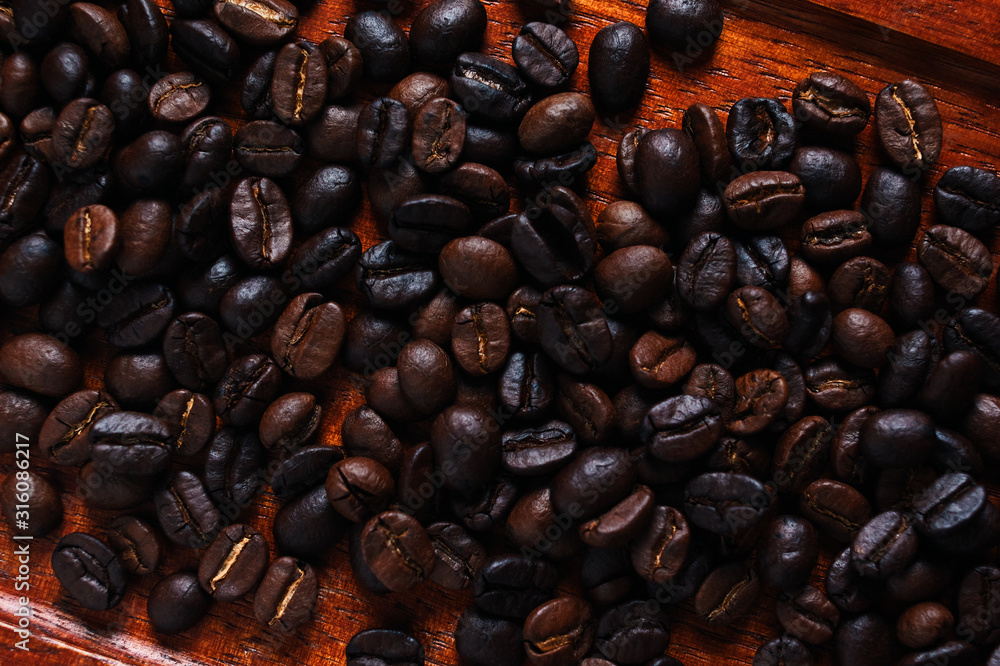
1 0 999 664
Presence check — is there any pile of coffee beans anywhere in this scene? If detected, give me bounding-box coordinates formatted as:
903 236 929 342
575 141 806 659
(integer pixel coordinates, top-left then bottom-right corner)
0 0 999 663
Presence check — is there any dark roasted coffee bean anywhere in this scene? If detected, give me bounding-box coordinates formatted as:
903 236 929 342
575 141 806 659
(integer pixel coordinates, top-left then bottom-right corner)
89 411 172 475
790 146 862 210
51 98 114 170
228 176 293 269
0 153 49 241
681 102 732 185
63 204 119 274
641 394 722 462
162 313 228 392
410 97 466 174
497 351 552 421
957 565 1000 646
474 553 558 619
758 515 818 591
588 22 649 112
537 285 612 374
728 369 788 435
800 479 871 543
0 390 47 456
147 572 210 635
441 162 511 219
390 194 470 254
578 484 654 549
67 2 127 67
213 354 282 427
511 186 594 285
912 473 986 539
104 351 173 407
456 606 523 666
861 409 936 469
212 0 296 45
430 405 501 496
501 420 576 476
944 308 1000 391
520 92 594 155
514 140 597 191
107 516 161 576
835 613 893 666
20 106 57 163
307 104 361 163
316 36 362 101
269 445 342 499
391 73 452 117
155 389 215 457
347 628 426 666
677 232 736 310
875 79 942 173
234 120 303 177
259 392 321 454
629 504 689 583
513 21 578 88
776 584 839 645
40 43 90 106
0 470 61 537
0 333 82 397
451 52 530 122
176 189 227 262
43 165 110 236
772 416 833 494
684 364 736 420
425 522 485 590
95 282 175 349
410 0 486 67
552 447 635 521
117 199 171 277
727 98 797 170
204 427 264 508
179 116 232 197
270 40 325 126
792 71 871 136
148 72 209 123
118 0 168 67
361 510 435 592
463 123 519 167
450 302 510 376
647 0 723 55
345 11 409 83
198 523 268 601
596 201 667 252
828 256 890 312
99 69 148 138
553 375 615 446
366 366 423 422
357 240 440 309
252 557 318 633
522 596 593 665
0 231 61 307
898 641 977 666
800 210 872 264
878 330 939 407
684 472 771 536
733 235 789 291
289 226 361 293
896 601 954 649
271 293 345 380
885 558 952 605
636 128 700 216
325 457 394 523
825 546 873 612
114 130 184 194
727 286 789 349
628 331 696 388
274 484 347 561
832 308 895 369
917 224 993 298
0 52 38 120
852 510 917 579
862 166 922 246
935 165 1000 235
241 49 276 118
695 562 760 625
78 462 151 510
52 532 126 610
357 97 410 170
292 166 360 236
753 636 814 666
616 128 648 197
440 236 517 301
919 351 980 421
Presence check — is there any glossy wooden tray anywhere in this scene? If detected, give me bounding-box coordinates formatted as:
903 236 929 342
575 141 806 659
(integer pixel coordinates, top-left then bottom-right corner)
2 0 1000 663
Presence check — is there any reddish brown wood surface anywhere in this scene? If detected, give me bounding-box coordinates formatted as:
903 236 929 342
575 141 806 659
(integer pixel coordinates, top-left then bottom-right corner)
1 0 1000 664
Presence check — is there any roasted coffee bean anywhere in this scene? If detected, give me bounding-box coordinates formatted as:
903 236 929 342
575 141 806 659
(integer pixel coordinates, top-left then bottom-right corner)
357 97 411 170
520 92 594 155
642 394 723 462
52 532 126 610
912 473 986 539
63 204 119 274
176 189 227 262
522 596 593 666
502 486 573 559
425 522 485 591
578 484 654 549
695 562 760 625
95 282 175 349
463 123 519 167
957 565 1000 646
410 97 466 174
319 36 362 101
635 128 701 216
917 224 993 298
104 351 173 407
253 557 318 633
441 162 511 219
505 286 542 345
792 71 871 136
366 366 423 422
357 240 440 309
361 510 435 592
430 405 501 496
728 369 788 435
210 272 274 331
118 0 168 67
733 235 789 291
899 642 977 666
154 389 215 457
511 187 594 286
588 22 649 112
759 515 818 591
148 72 209 123
861 166 922 246
345 11 409 83
629 504 690 583
553 375 614 446
934 165 1000 235
346 628 426 666
512 21 578 88
727 98 797 170
885 558 952 605
474 553 558 619
800 210 872 264
450 302 511 376
213 354 282 427
684 364 736 420
772 416 833 493
878 330 939 407
212 0 296 45
242 49 276 118
895 601 954 649
861 409 936 469
790 146 862 210
292 167 360 236
51 98 114 170
753 636 814 666
875 79 942 173
0 390 46 456
162 313 228 393
825 546 873 613
852 510 917 579
204 427 264 508
198 523 268 602
774 585 839 646
628 331 696 388
114 130 184 194
117 199 172 277
1 52 38 120
269 445 342 499
684 472 771 536
0 232 62 307
451 52 531 122
89 411 172 475
0 153 49 240
271 293 345 380
501 420 576 476
0 333 82 397
497 350 553 421
596 201 667 252
410 0 486 68
40 43 91 105
389 194 471 254
800 479 870 542
456 606 523 666
681 102 732 185
107 516 161 576
20 106 57 163
147 572 210 635
727 286 789 349
273 485 347 561
616 128 648 197
288 226 361 292
325 457 394 523
451 473 517 532
234 120 303 178
229 177 295 268
944 308 1000 391
832 308 895 369
551 447 635 521
0 470 61 537
439 236 517 301
99 69 148 138
677 232 736 310
257 393 320 454
536 286 612 374
307 104 361 163
835 613 893 666
270 40 325 126
43 167 110 237
69 2 129 68
828 256 890 313
514 142 599 189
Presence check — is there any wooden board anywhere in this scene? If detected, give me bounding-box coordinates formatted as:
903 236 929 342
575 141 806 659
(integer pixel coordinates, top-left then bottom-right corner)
2 0 1000 664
